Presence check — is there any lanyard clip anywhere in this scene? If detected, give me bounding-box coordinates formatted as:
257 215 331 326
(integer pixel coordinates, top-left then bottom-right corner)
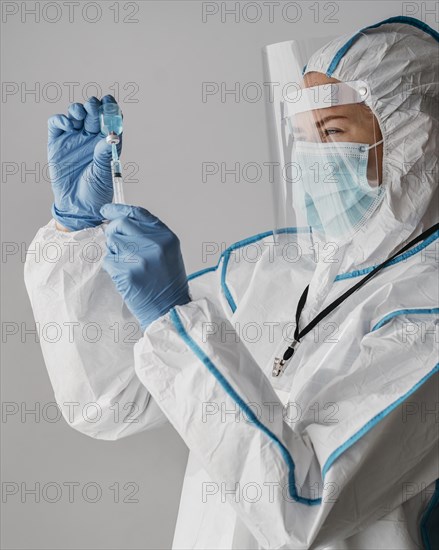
272 339 300 377
272 357 288 377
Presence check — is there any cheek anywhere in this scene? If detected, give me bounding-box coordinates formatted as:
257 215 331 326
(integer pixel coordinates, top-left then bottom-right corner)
348 110 379 144
345 125 375 144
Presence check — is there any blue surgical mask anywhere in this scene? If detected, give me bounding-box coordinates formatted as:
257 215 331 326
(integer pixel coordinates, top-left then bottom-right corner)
294 140 384 239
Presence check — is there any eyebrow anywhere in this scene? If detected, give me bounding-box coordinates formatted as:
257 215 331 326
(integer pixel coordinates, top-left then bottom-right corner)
316 115 348 127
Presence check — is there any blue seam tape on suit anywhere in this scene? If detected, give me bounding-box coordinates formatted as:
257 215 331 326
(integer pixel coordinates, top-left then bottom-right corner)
187 228 300 283
171 305 438 489
187 265 217 282
187 227 307 311
371 308 439 332
335 231 439 281
187 228 439 312
326 16 439 77
169 307 321 506
321 363 439 479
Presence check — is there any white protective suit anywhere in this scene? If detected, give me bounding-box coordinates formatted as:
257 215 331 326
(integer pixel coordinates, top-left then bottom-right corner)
25 17 439 550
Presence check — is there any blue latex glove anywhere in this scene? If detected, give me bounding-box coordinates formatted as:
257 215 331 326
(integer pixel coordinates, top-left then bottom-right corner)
48 95 122 231
101 203 191 330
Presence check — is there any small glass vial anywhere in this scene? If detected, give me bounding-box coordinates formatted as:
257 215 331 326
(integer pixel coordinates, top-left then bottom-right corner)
99 103 123 144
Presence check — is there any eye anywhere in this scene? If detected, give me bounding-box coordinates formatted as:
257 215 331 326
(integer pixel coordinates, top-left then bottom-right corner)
324 128 342 135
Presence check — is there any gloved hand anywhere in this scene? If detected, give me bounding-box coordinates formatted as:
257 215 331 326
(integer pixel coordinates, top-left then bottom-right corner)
48 95 122 231
101 203 191 330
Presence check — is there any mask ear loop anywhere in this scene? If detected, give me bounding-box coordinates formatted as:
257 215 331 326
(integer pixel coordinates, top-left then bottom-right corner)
368 136 384 187
358 112 384 187
367 138 384 151
359 137 384 186
359 138 384 153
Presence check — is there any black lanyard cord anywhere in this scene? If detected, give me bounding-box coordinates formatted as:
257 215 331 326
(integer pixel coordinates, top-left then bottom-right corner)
272 223 439 377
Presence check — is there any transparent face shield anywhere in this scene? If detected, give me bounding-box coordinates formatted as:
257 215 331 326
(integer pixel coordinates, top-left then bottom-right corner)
262 37 383 248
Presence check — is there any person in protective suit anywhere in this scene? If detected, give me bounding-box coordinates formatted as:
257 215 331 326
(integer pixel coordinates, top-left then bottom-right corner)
25 16 438 550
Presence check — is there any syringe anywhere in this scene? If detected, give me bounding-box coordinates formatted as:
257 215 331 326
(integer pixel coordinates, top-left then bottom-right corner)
99 102 125 204
110 142 125 204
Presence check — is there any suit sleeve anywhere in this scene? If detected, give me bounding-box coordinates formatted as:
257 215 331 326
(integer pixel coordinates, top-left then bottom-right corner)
24 220 168 439
24 221 237 441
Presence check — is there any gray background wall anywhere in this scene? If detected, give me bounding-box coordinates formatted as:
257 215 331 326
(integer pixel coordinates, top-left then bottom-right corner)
2 1 436 548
